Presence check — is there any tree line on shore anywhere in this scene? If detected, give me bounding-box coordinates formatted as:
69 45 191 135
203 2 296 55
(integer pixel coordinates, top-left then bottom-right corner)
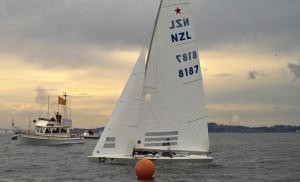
208 122 300 133
71 123 300 134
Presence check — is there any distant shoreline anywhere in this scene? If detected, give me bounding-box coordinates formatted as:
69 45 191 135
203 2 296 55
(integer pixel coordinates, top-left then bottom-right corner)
72 123 300 133
2 123 300 134
207 123 300 133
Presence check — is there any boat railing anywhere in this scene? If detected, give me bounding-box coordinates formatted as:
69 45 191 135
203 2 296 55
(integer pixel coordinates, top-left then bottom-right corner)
70 133 83 138
26 133 70 138
62 119 72 127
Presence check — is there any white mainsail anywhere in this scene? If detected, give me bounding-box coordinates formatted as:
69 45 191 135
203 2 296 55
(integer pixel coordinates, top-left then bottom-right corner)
135 0 210 153
90 0 211 162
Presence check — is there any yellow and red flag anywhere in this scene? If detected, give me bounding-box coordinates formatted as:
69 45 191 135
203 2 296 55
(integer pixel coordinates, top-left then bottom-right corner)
58 96 67 105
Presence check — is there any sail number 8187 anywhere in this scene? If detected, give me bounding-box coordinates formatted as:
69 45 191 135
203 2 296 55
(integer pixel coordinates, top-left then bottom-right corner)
176 51 197 63
179 65 199 78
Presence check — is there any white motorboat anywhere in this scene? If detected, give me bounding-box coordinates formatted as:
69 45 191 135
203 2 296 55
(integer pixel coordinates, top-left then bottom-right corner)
83 129 101 139
20 94 84 145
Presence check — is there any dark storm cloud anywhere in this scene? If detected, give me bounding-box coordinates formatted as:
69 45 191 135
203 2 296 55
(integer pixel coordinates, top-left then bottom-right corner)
1 0 300 68
195 0 300 51
0 0 158 47
0 0 159 68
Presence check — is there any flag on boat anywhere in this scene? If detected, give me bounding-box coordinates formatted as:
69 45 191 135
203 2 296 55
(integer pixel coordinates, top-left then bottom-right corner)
58 96 67 105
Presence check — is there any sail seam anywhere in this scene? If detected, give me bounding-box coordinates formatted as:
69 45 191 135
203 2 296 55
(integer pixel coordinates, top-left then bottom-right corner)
183 78 202 85
186 115 208 124
163 2 191 8
175 40 198 46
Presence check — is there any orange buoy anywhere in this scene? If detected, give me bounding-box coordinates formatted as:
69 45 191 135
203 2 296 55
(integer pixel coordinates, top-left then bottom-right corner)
134 159 155 179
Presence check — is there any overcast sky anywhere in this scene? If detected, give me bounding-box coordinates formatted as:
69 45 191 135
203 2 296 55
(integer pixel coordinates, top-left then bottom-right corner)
1 0 299 128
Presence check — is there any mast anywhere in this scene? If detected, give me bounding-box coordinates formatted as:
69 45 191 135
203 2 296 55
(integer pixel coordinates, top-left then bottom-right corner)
11 114 14 128
145 0 163 72
62 92 68 120
69 99 71 120
28 117 31 134
57 96 59 116
47 96 49 119
63 92 68 99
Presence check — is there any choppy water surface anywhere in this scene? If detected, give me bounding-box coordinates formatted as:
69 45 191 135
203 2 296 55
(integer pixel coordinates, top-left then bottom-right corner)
1 133 300 181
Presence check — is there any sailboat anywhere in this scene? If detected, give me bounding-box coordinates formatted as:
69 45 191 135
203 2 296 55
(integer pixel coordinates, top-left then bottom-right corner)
88 0 212 164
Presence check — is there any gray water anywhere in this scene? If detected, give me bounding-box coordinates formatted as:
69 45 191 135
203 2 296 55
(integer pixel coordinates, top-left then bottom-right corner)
1 133 300 181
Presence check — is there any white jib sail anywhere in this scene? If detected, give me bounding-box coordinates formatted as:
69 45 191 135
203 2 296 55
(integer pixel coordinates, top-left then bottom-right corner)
135 0 210 153
91 47 147 157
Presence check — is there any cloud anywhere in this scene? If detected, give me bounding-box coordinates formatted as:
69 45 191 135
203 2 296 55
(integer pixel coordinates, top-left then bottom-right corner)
35 86 48 105
0 0 158 48
214 73 233 78
287 62 300 80
1 0 300 128
196 0 300 52
248 70 258 80
0 0 157 70
1 0 300 66
231 114 241 125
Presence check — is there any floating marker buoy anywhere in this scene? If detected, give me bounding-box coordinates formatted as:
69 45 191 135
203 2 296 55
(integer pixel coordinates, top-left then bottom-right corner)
134 159 155 180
